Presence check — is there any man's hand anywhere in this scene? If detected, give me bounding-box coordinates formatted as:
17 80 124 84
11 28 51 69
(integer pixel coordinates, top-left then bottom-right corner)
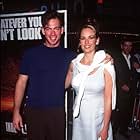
133 62 140 69
13 111 23 131
102 53 114 64
121 84 129 92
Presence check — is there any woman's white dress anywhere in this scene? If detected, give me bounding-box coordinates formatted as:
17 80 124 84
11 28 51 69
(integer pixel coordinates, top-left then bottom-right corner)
71 51 116 140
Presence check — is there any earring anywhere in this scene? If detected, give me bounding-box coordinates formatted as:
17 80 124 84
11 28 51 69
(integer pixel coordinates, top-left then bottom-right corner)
96 42 99 45
96 38 100 45
77 44 81 53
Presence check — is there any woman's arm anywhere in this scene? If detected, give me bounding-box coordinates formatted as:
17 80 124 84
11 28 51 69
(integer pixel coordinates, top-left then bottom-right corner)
65 63 73 89
100 68 113 140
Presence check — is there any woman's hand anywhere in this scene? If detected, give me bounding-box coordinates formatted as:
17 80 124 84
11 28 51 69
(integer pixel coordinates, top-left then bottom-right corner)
98 128 108 140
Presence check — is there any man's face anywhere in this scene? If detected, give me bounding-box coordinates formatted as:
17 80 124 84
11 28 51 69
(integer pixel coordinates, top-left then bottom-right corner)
121 41 133 55
42 18 64 47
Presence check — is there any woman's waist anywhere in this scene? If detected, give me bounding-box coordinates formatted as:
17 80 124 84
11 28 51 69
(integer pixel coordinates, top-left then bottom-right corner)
82 91 103 97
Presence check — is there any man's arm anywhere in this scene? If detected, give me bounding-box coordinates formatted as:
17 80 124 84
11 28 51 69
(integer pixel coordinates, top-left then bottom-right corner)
65 63 73 89
104 53 114 64
13 74 28 131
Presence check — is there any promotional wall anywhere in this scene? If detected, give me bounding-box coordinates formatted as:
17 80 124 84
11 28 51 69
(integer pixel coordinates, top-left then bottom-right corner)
0 10 67 137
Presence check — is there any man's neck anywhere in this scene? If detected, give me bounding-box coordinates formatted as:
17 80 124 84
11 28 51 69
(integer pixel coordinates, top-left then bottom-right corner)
44 42 60 48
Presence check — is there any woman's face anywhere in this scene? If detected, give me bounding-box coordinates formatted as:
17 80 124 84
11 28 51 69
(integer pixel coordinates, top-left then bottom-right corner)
79 27 99 54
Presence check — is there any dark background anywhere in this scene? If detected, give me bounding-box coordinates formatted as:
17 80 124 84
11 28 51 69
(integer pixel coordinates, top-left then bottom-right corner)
1 0 140 33
0 0 140 139
2 0 139 53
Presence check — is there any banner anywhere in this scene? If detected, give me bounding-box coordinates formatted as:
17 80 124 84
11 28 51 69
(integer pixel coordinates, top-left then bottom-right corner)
0 10 67 137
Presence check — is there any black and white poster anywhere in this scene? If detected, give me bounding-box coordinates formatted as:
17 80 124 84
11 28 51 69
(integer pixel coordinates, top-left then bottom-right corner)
0 10 67 138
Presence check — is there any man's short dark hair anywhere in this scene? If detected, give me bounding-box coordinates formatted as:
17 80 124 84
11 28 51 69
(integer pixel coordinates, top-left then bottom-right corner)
120 36 133 45
41 10 64 27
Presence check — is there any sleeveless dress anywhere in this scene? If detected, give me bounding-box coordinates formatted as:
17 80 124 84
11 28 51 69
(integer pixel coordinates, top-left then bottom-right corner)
71 51 116 140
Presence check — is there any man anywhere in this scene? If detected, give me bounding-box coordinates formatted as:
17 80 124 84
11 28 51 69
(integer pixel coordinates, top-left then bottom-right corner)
112 37 136 138
132 52 140 92
13 10 76 140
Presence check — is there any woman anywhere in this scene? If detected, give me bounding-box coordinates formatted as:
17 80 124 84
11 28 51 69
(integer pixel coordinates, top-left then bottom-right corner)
65 21 116 140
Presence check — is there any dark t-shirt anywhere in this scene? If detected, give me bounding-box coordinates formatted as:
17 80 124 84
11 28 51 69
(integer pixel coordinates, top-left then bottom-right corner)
20 44 76 108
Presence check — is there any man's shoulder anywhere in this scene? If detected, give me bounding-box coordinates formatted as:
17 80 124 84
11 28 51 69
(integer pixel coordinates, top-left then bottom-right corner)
112 51 123 59
60 47 76 55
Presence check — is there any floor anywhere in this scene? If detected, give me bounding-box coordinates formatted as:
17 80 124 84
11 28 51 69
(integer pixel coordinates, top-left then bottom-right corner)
114 130 140 140
1 127 140 140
